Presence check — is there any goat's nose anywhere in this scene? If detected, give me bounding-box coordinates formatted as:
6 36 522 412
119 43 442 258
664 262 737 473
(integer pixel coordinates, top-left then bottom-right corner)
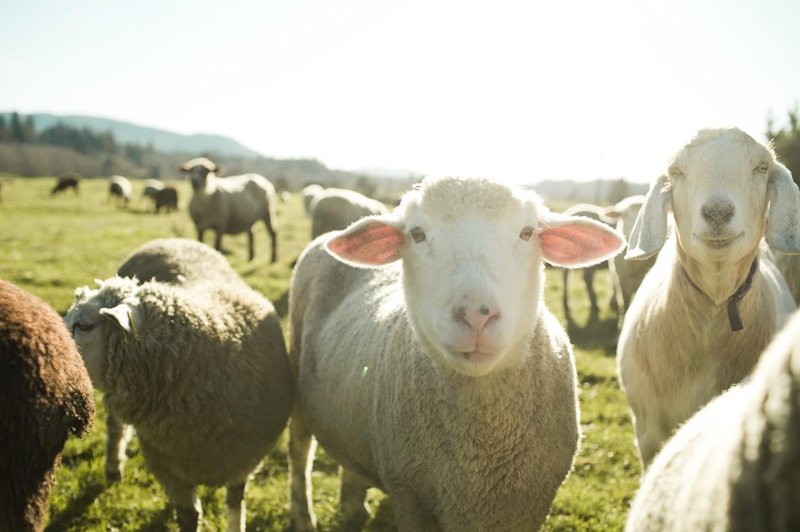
701 200 735 225
454 304 500 332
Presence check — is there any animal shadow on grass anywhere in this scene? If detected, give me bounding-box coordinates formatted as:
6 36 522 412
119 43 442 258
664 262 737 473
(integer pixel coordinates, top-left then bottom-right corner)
45 481 104 531
139 506 173 532
566 311 619 355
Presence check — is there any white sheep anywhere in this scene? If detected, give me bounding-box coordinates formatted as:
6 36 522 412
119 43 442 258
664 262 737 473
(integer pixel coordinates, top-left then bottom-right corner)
617 127 800 467
603 195 657 329
180 157 278 262
289 175 625 531
301 183 324 214
625 307 800 531
109 175 133 205
65 239 293 531
308 187 388 239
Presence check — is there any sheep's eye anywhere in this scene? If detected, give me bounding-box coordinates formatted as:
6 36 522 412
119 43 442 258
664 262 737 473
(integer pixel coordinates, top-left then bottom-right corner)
754 162 769 174
668 166 683 178
409 226 426 243
519 226 535 241
74 322 94 333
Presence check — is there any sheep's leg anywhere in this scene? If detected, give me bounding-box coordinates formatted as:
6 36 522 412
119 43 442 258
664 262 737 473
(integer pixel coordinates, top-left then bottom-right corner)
562 269 570 319
340 468 371 529
164 477 201 531
225 481 246 532
583 269 598 312
289 411 318 532
247 229 255 261
105 410 133 483
196 227 205 244
214 230 224 253
264 215 278 263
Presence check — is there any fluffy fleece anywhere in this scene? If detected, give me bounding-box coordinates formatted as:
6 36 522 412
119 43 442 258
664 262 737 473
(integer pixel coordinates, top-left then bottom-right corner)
626 307 800 531
0 279 94 531
289 175 626 531
309 187 388 238
65 257 292 531
617 127 800 467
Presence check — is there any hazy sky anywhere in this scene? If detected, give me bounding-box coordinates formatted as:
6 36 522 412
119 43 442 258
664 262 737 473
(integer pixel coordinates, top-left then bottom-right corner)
2 0 799 183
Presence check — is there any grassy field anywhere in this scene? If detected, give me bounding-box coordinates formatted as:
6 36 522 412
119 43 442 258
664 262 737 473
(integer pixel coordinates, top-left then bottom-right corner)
0 177 641 531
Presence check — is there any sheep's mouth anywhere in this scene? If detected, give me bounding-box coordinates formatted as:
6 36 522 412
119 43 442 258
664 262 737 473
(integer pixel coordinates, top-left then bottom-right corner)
696 233 743 249
456 350 498 364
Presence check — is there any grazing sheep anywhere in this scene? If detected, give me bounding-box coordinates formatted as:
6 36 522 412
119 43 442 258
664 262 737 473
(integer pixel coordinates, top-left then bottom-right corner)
180 157 278 263
142 178 165 202
109 175 133 205
309 187 388 239
625 307 800 531
65 242 293 531
301 183 324 214
617 127 800 467
289 175 625 531
773 250 800 304
560 203 615 319
0 279 95 531
51 174 80 196
603 195 657 329
154 186 179 214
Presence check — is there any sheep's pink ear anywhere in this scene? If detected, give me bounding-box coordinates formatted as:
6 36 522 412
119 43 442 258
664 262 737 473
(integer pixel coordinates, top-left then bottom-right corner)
538 211 626 268
325 217 405 268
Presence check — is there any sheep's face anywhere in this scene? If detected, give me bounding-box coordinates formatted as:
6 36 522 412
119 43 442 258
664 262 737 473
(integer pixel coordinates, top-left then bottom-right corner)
186 165 212 192
668 129 771 265
65 278 141 392
326 176 625 378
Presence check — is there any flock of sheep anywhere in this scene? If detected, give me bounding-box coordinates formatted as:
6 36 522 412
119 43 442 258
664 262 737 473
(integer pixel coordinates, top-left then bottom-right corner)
2 126 800 531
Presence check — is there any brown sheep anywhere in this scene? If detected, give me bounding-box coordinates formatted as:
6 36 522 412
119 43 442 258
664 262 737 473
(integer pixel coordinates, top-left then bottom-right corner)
0 279 95 531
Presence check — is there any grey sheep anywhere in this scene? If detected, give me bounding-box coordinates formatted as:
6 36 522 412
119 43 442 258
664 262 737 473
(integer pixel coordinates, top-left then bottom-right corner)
289 175 626 531
0 279 95 531
626 307 800 531
109 175 133 205
65 239 293 531
51 175 80 196
308 187 388 239
154 186 178 214
180 157 278 263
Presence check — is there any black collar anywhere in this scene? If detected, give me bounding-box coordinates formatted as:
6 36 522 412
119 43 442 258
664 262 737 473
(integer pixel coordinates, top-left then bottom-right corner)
681 258 759 332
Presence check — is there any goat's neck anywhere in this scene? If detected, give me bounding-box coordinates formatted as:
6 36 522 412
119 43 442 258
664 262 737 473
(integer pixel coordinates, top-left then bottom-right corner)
675 243 758 305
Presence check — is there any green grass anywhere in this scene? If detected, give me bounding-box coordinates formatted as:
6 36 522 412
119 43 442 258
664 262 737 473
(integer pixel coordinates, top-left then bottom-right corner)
0 177 640 531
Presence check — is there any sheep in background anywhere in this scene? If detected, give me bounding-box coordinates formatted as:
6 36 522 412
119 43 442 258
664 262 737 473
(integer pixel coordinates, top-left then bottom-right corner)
51 174 80 196
617 128 800 467
154 186 178 214
626 307 800 531
301 183 324 214
603 194 657 329
773 251 800 304
109 175 132 205
0 280 95 531
180 157 278 263
309 187 388 239
65 242 293 531
289 175 625 531
142 178 165 203
560 203 615 319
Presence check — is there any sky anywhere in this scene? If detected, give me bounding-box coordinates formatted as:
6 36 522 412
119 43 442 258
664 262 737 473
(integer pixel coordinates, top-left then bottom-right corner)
2 0 799 184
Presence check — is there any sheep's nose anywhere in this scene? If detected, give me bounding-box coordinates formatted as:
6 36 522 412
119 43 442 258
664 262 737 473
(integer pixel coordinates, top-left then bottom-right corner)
454 304 500 332
701 200 735 225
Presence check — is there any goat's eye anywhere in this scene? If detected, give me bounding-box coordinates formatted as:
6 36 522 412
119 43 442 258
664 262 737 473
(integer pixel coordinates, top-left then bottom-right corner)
409 226 426 243
519 226 534 241
755 162 769 174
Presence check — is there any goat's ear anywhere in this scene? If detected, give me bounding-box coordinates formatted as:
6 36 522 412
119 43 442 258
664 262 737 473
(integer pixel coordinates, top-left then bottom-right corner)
538 210 626 268
626 174 671 260
99 303 140 334
325 216 405 268
766 161 800 253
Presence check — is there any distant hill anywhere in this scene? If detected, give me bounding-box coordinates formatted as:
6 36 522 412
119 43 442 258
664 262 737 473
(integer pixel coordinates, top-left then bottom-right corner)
1 112 262 158
530 178 649 204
